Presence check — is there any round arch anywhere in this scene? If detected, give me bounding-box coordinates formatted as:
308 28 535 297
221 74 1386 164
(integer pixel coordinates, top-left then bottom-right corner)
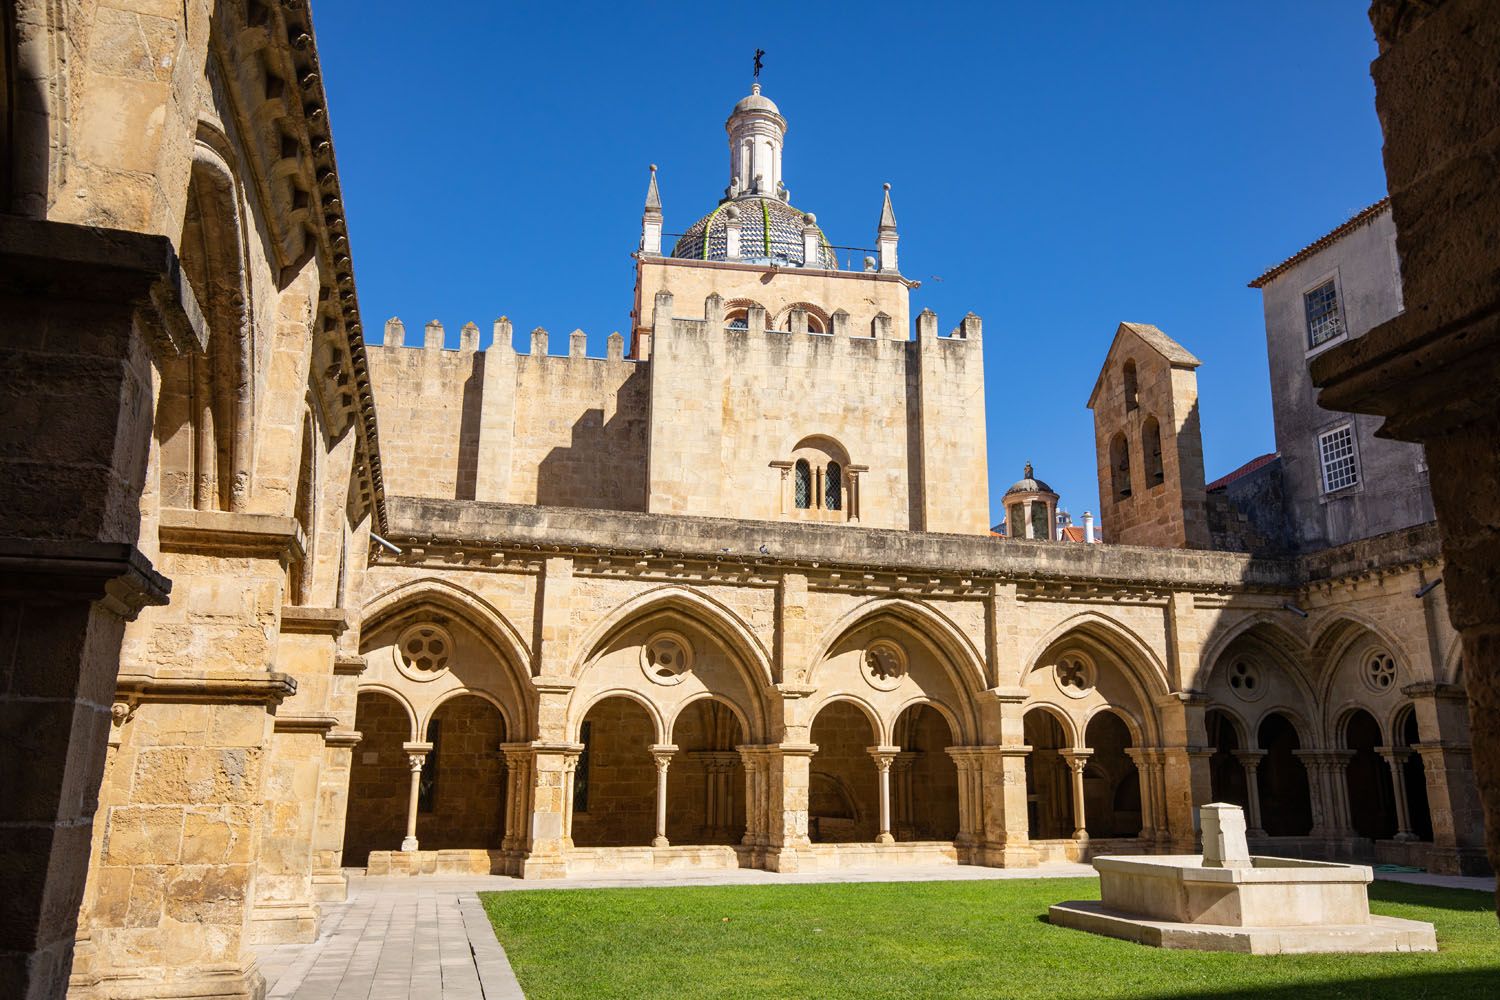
1019 701 1079 750
571 687 667 744
1082 703 1144 747
891 695 962 745
419 686 515 740
773 301 832 332
807 693 886 744
666 691 752 745
352 682 418 741
1252 704 1315 749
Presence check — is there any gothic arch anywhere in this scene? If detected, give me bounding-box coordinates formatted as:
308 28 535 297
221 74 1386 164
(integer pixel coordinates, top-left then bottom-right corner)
1020 611 1172 699
362 576 533 681
1082 703 1144 747
810 597 988 696
570 586 774 689
1309 611 1413 689
1252 705 1314 750
1199 613 1310 687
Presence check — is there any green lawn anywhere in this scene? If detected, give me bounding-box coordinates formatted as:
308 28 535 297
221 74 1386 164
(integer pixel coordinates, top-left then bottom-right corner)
480 877 1499 1000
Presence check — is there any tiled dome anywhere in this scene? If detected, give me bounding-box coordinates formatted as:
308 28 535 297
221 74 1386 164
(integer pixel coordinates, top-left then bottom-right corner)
672 197 839 270
1004 463 1057 497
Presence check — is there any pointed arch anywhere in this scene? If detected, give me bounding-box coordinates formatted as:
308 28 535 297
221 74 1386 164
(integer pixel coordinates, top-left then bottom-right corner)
666 691 752 745
1199 612 1310 686
362 576 533 679
568 585 774 689
1019 611 1172 699
810 597 988 696
1309 612 1414 712
1021 701 1079 750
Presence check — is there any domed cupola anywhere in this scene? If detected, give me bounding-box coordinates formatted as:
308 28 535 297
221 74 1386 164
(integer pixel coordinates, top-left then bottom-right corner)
1003 463 1060 541
666 84 840 270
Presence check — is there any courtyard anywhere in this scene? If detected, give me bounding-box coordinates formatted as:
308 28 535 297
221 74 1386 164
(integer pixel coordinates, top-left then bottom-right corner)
256 867 1498 1000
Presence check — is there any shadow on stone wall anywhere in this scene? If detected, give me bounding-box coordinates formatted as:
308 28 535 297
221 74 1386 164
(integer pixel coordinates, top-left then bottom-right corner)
535 366 648 511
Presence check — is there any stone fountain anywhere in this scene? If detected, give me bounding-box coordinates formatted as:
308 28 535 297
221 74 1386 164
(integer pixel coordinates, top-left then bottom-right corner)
1048 803 1436 954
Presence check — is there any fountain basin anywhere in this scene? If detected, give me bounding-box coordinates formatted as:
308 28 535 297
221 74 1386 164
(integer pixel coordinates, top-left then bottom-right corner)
1048 853 1437 954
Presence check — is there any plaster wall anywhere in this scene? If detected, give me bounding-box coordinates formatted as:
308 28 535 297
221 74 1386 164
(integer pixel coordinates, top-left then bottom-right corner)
1257 208 1434 551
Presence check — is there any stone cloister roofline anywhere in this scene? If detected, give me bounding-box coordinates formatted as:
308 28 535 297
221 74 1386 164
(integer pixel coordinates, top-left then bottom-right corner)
382 498 1443 597
383 496 1293 593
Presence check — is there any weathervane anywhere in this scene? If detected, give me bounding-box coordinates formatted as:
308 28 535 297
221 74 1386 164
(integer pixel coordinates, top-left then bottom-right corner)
753 48 765 82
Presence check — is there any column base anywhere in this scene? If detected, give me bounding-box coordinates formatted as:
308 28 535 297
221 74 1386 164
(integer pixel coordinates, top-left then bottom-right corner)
651 836 670 848
311 870 348 903
520 855 569 879
69 960 266 1000
968 842 1039 868
247 901 320 945
400 836 419 852
875 832 894 845
763 846 810 873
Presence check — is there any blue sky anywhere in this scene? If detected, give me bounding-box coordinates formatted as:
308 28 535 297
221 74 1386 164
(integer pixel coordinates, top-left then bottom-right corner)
315 1 1388 526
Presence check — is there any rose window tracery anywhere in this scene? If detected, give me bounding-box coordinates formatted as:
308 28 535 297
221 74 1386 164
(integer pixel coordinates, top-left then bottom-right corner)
862 639 908 691
396 623 453 679
641 631 693 685
1054 654 1096 699
1364 651 1398 693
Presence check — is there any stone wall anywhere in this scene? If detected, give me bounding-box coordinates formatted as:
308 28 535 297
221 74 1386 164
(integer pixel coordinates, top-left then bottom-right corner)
367 322 649 509
1090 323 1210 549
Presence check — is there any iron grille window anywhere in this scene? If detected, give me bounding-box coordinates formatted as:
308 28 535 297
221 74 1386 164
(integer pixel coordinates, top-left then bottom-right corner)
1319 425 1359 493
1304 279 1343 348
825 462 842 511
794 460 812 509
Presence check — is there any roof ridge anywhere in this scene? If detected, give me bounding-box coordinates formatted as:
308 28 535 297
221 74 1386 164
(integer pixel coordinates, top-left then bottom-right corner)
1248 198 1391 288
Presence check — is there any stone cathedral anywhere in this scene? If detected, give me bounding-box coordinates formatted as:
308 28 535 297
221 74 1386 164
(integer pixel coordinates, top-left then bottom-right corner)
0 5 1485 1000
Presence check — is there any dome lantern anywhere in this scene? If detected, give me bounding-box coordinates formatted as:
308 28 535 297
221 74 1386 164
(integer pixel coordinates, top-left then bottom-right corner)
1003 462 1060 541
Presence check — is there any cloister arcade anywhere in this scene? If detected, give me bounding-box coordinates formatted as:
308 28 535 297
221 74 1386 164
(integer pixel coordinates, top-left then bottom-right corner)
338 582 1473 877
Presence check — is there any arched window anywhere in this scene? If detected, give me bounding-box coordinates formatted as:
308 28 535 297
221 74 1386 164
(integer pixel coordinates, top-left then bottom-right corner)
1110 432 1132 500
1030 500 1049 539
1122 360 1138 412
725 309 749 330
806 314 826 334
1141 415 1164 487
1008 503 1024 537
794 460 812 509
825 462 842 511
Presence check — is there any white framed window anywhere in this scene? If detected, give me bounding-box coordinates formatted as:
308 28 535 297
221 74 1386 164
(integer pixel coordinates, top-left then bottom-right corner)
1318 424 1359 493
1304 278 1344 349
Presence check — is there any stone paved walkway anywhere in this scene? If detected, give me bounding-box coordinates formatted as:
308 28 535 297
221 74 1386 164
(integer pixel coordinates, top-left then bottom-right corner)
254 863 1496 1000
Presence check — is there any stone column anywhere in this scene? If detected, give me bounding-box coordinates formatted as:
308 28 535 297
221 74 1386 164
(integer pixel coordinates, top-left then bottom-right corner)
764 743 817 872
868 747 899 844
650 744 677 848
1378 746 1417 842
560 746 583 849
0 219 179 1000
1060 750 1091 840
401 742 433 852
1296 750 1354 841
946 748 987 849
737 746 771 851
1124 748 1158 842
1233 749 1268 838
1413 742 1487 873
893 752 917 839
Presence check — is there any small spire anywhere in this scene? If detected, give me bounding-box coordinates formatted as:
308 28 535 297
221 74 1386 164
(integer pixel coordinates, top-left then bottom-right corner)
879 182 897 231
644 164 661 214
1024 461 1034 479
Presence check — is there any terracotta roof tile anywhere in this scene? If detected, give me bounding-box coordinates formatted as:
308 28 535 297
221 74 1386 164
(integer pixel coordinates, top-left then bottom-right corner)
1248 199 1391 288
1206 452 1278 492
